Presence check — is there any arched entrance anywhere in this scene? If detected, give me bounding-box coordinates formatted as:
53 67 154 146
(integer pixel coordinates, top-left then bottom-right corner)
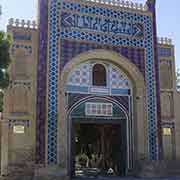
68 97 129 178
58 50 146 178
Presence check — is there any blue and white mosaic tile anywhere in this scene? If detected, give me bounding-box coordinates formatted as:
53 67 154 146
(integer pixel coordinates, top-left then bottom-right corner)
48 0 158 164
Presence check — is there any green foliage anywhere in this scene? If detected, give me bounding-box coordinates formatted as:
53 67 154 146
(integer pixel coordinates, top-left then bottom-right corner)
0 70 9 89
0 31 12 70
176 69 180 91
0 91 3 112
0 31 12 112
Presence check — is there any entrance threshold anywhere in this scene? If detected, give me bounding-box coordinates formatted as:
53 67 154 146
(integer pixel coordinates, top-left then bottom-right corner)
72 122 127 179
73 176 128 180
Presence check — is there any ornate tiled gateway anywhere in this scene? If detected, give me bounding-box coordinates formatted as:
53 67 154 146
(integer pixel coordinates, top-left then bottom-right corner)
1 0 180 179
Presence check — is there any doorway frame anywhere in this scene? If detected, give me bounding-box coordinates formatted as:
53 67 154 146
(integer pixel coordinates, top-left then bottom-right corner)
71 119 127 177
58 50 147 177
67 96 131 177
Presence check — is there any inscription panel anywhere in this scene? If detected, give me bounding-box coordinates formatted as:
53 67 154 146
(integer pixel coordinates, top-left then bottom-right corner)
61 12 144 38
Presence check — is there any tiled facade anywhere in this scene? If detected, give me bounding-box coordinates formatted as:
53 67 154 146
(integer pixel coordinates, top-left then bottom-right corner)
1 0 180 179
47 0 157 164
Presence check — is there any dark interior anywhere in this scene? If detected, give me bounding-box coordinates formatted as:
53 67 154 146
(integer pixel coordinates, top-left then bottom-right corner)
71 122 126 178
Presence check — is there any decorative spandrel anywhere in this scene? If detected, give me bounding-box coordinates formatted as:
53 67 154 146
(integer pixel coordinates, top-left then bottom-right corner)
111 67 130 89
66 61 131 95
67 63 90 87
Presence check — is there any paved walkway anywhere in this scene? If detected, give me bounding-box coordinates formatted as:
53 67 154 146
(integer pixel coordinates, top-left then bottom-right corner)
73 177 180 180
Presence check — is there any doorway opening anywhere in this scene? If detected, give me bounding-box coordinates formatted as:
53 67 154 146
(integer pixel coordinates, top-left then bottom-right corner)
71 121 127 178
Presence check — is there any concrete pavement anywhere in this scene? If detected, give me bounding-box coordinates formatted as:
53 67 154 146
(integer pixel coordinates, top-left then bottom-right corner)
73 176 180 180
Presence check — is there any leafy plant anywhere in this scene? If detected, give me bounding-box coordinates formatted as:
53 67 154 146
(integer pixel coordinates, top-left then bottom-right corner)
0 31 12 112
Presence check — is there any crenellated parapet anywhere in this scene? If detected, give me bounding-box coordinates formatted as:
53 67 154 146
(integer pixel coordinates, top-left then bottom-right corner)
8 18 38 29
158 37 173 45
84 0 148 11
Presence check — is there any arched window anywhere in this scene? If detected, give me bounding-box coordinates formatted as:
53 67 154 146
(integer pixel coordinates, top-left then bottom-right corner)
92 64 107 86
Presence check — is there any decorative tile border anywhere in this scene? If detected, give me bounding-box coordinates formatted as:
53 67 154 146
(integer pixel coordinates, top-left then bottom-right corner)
36 0 48 164
47 0 61 164
47 0 158 164
68 94 130 113
147 0 161 159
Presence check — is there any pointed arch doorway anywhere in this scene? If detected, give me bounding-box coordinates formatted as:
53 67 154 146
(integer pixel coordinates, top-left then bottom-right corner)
59 53 146 178
69 97 128 178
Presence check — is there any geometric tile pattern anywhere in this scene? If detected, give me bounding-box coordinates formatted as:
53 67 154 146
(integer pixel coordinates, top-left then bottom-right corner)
68 94 130 113
67 63 90 86
47 0 158 163
47 0 61 164
149 0 162 159
67 62 131 90
111 67 130 89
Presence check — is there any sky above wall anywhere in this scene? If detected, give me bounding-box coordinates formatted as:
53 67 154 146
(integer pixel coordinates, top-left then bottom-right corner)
0 0 179 69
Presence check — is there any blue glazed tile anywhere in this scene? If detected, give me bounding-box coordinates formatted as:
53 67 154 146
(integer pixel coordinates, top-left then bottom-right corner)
47 0 159 163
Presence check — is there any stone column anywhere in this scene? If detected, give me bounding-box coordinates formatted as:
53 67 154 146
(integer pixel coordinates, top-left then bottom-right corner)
1 120 9 176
